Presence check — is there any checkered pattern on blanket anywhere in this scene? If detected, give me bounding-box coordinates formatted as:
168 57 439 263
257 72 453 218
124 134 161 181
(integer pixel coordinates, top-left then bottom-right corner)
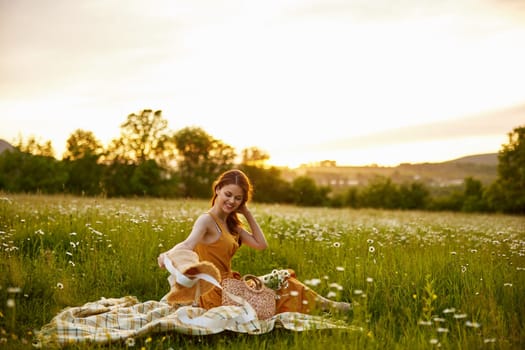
34 296 359 347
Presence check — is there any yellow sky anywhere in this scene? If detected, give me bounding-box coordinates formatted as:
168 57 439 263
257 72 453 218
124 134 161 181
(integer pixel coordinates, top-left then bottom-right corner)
1 0 525 167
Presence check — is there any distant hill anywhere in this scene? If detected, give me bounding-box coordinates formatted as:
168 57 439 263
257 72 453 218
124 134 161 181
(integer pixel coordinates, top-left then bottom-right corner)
283 153 499 190
447 153 498 166
0 139 15 154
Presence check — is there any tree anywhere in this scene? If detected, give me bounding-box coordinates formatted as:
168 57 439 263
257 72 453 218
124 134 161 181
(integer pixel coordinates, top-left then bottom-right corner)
487 125 525 214
0 150 67 193
342 187 360 208
239 164 293 203
14 135 55 158
461 177 487 212
63 129 103 161
360 176 400 209
107 109 173 166
291 176 330 206
129 159 163 196
62 130 104 195
241 147 270 167
399 181 429 210
174 127 236 198
101 162 136 197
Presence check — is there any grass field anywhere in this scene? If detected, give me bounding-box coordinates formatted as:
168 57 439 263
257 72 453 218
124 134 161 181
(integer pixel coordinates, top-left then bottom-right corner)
1 194 524 349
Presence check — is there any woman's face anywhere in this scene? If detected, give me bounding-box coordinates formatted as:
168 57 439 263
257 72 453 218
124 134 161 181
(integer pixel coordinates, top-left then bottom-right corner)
216 184 244 213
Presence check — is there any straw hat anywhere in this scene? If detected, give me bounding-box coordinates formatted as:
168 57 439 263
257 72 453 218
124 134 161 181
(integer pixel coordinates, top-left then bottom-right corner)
164 249 221 305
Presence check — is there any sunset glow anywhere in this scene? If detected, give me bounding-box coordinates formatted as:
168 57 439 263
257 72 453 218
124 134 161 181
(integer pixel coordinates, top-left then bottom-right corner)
1 0 524 167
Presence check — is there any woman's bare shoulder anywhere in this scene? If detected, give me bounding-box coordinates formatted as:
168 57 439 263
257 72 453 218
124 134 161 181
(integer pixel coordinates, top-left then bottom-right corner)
192 213 217 231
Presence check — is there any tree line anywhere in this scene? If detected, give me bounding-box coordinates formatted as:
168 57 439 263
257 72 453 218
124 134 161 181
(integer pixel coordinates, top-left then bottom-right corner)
0 109 523 214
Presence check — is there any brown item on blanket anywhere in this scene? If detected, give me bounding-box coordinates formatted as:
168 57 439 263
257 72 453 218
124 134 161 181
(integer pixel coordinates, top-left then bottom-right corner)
221 274 277 320
165 249 221 305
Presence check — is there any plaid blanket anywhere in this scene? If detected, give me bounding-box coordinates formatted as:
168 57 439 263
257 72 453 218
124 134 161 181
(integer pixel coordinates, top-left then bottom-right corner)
34 296 360 347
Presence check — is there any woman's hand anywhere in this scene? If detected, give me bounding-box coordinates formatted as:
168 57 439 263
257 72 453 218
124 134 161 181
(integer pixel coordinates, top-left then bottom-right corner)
237 203 250 217
236 204 268 250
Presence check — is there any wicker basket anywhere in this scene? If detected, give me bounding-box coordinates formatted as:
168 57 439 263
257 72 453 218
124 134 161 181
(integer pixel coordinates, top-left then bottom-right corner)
221 274 277 320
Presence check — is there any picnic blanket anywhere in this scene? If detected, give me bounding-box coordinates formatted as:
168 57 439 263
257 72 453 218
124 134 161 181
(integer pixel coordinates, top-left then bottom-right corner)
34 296 360 348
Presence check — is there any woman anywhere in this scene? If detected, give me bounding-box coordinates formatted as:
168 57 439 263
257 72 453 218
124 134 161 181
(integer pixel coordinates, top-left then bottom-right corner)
158 169 350 314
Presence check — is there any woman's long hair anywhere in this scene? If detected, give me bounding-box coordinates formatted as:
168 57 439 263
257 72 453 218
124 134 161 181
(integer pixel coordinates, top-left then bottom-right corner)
211 169 253 234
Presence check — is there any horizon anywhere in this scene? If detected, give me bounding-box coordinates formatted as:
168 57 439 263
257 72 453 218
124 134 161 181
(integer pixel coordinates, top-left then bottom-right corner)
0 135 500 169
1 1 524 168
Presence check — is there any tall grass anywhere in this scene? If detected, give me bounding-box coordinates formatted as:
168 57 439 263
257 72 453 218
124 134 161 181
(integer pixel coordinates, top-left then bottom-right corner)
1 194 524 349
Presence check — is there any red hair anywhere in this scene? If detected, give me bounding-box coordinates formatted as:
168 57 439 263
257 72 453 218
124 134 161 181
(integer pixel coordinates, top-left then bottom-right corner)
211 169 252 233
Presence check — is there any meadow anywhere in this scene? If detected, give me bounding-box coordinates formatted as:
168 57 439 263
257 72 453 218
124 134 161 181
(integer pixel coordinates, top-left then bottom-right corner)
1 194 524 349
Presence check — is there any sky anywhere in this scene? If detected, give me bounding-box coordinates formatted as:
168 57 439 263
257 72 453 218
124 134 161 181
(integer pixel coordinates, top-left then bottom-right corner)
1 0 525 167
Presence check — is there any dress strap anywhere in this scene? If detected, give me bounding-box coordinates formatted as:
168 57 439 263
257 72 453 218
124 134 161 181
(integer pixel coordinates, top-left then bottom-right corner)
207 212 223 234
206 212 240 245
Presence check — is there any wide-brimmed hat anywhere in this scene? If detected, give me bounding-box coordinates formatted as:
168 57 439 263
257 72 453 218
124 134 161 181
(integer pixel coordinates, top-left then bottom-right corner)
164 249 221 305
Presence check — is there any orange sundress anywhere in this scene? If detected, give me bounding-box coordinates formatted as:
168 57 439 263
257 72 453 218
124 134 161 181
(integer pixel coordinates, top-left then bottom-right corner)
195 212 321 314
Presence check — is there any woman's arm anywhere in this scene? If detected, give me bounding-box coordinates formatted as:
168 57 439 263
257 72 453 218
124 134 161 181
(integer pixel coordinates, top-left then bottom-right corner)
237 205 268 250
157 214 209 268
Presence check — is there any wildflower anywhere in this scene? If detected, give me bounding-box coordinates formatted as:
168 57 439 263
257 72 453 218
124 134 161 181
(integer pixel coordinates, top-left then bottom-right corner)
7 287 21 294
366 277 373 283
6 299 15 308
69 232 77 236
429 338 439 345
333 242 341 248
436 327 449 333
125 337 136 347
145 336 152 343
418 320 432 326
56 283 64 290
367 239 374 244
453 313 467 319
335 266 345 272
483 338 496 343
304 278 321 287
329 282 343 291
465 321 481 328
261 269 289 290
442 307 456 314
326 291 337 298
353 289 363 295
368 246 375 253
290 291 299 297
503 283 513 287
66 251 73 256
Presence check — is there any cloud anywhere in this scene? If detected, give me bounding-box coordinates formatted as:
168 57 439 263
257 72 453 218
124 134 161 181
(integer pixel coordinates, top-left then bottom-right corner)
309 103 525 151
